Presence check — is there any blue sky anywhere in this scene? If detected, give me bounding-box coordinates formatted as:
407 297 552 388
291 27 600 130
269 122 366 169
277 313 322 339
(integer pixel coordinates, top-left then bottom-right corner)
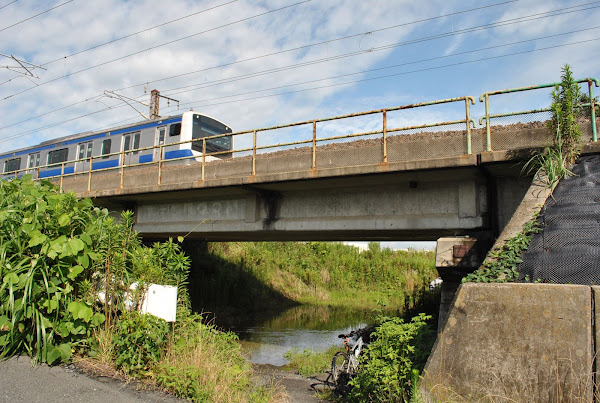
1 0 599 249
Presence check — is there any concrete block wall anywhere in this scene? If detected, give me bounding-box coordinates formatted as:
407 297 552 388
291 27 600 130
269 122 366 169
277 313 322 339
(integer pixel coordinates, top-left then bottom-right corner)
421 283 595 402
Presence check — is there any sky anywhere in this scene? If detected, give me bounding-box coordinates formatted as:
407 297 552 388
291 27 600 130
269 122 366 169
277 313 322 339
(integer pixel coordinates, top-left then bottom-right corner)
2 0 600 250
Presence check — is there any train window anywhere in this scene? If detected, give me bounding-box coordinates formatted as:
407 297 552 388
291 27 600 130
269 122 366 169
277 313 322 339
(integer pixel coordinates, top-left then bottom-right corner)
133 132 140 154
169 123 181 137
77 142 93 160
47 148 68 165
101 139 111 158
191 115 232 153
157 127 165 145
4 158 21 173
28 152 40 168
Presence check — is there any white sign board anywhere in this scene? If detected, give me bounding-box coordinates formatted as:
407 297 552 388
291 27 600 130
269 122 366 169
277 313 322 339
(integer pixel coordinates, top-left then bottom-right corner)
140 284 178 322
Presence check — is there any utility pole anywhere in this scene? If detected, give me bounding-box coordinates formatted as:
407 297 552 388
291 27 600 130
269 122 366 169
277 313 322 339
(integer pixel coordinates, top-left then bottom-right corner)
149 89 179 120
102 89 179 120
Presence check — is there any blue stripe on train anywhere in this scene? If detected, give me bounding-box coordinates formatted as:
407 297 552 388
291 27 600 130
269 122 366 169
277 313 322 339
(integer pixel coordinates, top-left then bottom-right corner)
139 154 153 164
92 159 119 170
39 166 75 178
164 149 193 160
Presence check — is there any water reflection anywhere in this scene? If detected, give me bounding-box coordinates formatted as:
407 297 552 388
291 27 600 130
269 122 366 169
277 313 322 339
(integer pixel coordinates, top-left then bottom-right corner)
219 305 387 366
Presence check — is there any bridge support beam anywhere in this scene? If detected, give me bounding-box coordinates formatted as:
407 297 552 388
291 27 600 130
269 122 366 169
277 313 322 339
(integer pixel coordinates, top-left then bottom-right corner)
133 169 490 241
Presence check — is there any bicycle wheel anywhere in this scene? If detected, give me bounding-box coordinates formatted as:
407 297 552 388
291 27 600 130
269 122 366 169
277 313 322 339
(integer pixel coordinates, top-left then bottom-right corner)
331 351 351 392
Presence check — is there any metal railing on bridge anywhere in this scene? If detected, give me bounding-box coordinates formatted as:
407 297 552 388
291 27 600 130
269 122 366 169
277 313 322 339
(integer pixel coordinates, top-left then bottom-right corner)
5 78 599 193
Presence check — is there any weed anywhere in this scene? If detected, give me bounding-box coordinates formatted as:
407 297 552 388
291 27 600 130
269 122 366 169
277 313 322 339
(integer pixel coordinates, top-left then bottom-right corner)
523 64 585 189
283 345 342 376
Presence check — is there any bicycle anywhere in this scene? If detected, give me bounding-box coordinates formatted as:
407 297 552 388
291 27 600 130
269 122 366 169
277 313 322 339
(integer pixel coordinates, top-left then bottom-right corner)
329 329 366 394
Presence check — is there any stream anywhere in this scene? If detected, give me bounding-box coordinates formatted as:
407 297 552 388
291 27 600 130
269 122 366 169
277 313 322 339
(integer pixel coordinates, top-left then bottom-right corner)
217 305 381 366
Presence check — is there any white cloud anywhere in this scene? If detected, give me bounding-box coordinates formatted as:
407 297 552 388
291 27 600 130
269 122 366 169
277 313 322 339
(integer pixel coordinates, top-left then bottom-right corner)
0 0 599 154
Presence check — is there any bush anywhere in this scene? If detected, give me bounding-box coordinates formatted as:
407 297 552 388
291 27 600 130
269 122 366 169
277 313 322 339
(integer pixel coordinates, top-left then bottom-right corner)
113 311 170 377
0 177 107 364
348 314 433 402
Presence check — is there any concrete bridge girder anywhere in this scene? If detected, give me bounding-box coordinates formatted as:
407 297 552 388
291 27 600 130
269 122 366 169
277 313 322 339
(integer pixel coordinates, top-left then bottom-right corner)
132 168 490 241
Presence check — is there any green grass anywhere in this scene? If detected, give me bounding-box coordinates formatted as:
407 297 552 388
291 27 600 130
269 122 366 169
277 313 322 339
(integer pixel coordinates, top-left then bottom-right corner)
283 345 342 376
188 241 437 312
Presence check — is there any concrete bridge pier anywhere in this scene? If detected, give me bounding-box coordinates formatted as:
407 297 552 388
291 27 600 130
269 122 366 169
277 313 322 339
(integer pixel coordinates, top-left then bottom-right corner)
434 235 492 332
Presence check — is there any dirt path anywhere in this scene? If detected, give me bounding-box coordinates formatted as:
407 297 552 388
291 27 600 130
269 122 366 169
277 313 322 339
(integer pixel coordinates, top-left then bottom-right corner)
252 364 330 403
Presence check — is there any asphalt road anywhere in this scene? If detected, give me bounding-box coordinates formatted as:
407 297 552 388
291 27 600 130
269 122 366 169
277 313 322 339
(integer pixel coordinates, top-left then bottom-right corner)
0 356 182 403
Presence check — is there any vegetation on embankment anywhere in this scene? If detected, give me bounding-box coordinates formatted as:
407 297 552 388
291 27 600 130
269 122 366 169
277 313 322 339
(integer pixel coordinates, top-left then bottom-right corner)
188 241 437 313
0 177 282 402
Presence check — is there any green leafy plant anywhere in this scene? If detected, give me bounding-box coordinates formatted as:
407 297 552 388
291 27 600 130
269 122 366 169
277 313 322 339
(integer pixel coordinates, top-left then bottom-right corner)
0 176 107 364
112 311 169 377
347 314 433 402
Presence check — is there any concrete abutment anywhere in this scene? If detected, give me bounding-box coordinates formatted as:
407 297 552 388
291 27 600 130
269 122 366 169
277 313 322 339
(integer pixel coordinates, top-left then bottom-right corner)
421 283 596 402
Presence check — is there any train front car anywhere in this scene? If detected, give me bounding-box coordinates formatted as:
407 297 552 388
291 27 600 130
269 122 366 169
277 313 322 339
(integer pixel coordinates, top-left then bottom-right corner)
178 112 233 161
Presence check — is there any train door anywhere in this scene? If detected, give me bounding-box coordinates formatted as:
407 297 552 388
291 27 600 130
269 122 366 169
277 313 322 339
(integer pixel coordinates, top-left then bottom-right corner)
122 132 140 166
75 142 92 172
154 126 166 162
27 152 41 175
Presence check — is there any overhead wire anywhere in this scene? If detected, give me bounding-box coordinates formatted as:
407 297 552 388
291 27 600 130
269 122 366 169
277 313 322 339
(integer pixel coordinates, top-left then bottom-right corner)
3 28 598 144
154 5 600 98
0 0 520 130
158 33 600 114
0 1 18 12
121 0 600 98
41 0 240 66
0 0 312 102
0 0 75 33
158 37 600 113
3 0 599 141
112 0 521 92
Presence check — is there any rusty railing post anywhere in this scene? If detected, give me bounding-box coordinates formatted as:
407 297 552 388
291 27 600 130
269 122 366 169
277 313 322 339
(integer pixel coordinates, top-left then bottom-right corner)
88 156 93 191
252 130 257 176
483 94 491 151
589 80 597 142
158 145 163 185
382 110 388 163
312 121 317 169
202 139 206 181
59 163 64 192
465 97 474 155
120 151 124 189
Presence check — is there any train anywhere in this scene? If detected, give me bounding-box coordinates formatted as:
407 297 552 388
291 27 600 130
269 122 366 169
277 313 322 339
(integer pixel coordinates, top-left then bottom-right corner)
0 111 233 179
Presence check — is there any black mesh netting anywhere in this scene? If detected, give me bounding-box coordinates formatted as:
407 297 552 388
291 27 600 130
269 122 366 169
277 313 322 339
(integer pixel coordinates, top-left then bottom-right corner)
518 155 600 284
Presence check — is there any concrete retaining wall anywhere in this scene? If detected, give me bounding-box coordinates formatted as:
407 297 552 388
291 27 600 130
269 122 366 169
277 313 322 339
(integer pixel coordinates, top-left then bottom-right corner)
421 283 595 402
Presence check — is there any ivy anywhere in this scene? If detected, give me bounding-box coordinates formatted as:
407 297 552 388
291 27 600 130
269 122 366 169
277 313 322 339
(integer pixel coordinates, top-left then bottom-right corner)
463 217 541 283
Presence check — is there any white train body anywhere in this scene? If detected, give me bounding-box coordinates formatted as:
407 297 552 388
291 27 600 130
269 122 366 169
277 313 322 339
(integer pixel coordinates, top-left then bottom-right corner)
0 111 233 179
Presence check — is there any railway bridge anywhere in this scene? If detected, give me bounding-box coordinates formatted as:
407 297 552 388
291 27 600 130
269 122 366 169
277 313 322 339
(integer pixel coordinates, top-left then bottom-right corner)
48 79 599 247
